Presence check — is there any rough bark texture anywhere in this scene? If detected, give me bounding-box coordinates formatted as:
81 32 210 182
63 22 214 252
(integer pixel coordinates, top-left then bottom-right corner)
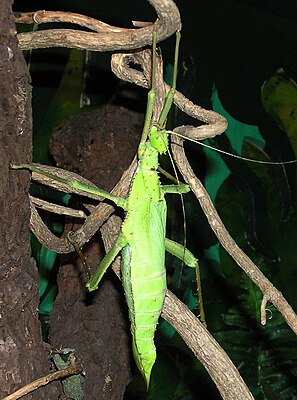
49 104 144 398
0 0 60 398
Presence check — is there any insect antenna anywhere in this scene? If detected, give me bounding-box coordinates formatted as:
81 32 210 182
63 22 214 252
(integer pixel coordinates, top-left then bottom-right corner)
171 130 297 165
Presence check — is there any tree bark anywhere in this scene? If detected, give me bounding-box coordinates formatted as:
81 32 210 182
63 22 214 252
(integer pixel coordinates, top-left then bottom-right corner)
49 104 143 398
0 1 60 398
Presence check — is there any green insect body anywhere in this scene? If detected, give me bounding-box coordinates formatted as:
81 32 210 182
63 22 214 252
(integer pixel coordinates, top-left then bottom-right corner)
85 129 192 387
121 138 168 385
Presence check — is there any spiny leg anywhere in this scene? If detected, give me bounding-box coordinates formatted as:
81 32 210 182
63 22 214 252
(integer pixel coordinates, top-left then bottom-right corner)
86 232 127 291
67 232 91 280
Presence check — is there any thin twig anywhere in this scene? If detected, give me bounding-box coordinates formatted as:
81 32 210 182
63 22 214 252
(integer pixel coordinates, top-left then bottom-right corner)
260 294 268 326
2 364 83 400
14 10 129 33
30 195 87 218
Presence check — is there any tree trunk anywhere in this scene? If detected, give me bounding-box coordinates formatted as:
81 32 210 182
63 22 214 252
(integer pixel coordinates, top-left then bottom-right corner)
0 1 60 398
49 104 143 398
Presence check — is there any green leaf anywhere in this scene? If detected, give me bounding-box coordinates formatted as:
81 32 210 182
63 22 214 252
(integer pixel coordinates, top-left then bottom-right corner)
51 349 84 400
261 68 297 156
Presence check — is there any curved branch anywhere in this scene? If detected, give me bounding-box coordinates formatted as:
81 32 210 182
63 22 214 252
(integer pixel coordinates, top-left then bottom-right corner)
27 158 136 253
171 133 297 336
15 11 129 33
111 49 227 138
162 291 254 400
3 364 83 400
16 0 181 51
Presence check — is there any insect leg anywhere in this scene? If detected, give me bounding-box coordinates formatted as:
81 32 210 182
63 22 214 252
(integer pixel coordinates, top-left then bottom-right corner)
165 238 206 324
86 232 127 291
165 238 197 268
162 183 190 194
11 163 127 209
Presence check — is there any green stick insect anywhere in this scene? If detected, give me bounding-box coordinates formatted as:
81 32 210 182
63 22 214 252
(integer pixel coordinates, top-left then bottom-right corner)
13 31 200 388
13 29 296 391
12 24 295 389
83 31 198 388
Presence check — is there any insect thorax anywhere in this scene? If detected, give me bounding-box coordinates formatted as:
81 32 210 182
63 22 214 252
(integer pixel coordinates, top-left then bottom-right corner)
138 142 159 170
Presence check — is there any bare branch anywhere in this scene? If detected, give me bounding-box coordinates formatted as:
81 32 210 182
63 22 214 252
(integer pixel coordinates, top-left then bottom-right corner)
171 134 297 336
16 0 181 51
2 364 83 400
30 195 87 218
26 158 136 253
163 291 254 400
15 10 129 33
111 50 227 138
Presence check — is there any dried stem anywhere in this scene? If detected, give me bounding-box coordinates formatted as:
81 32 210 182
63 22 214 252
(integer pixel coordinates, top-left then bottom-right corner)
26 158 136 253
16 0 181 51
2 364 83 400
30 195 87 218
15 10 129 33
171 133 297 335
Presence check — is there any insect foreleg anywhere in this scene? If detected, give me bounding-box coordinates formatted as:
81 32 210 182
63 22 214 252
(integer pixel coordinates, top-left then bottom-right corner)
11 163 127 209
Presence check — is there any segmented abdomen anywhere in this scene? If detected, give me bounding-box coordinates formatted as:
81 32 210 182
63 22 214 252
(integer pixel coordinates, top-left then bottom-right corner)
121 188 167 388
122 246 166 388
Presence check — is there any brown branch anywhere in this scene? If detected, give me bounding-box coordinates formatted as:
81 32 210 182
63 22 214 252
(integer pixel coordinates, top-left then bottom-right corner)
162 291 254 400
14 10 129 33
16 0 181 51
111 50 227 138
2 364 83 400
24 158 136 253
30 195 87 218
171 133 297 335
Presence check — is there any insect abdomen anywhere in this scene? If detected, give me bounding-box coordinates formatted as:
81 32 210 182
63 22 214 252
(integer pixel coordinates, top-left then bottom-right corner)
122 246 167 388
